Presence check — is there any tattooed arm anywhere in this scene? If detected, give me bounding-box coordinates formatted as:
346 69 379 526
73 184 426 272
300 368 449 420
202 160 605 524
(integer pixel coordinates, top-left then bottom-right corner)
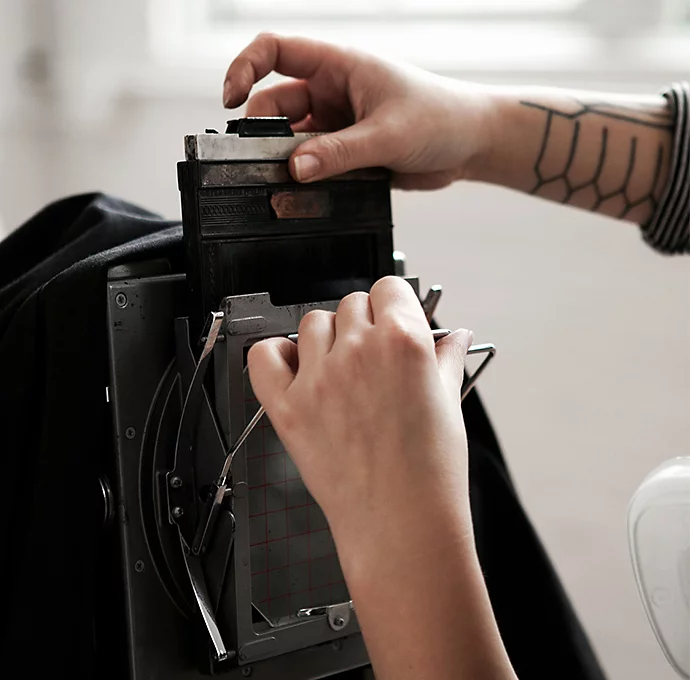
228 35 688 253
477 89 674 228
229 36 686 680
474 83 690 253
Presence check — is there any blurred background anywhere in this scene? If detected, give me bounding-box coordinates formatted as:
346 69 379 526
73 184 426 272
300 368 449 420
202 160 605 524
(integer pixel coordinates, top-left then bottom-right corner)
0 1 689 678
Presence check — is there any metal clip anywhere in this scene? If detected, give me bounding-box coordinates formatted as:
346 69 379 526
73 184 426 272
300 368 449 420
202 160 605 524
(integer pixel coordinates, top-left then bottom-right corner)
462 342 496 400
180 534 231 663
195 329 496 555
422 285 443 323
168 311 235 663
168 311 225 539
297 601 354 631
193 406 265 555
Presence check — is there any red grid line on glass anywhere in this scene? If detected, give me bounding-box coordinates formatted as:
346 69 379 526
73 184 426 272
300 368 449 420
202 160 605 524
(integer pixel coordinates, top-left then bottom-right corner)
254 579 347 606
307 481 312 608
284 447 291 613
246 374 346 621
262 418 270 618
249 527 329 548
247 479 305 494
251 551 339 577
248 451 286 459
249 499 311 519
328 533 334 604
248 451 289 464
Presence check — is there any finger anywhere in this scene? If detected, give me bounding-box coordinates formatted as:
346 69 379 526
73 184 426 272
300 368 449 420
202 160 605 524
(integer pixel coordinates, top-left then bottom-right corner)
223 33 350 108
368 276 429 331
334 291 373 339
296 310 336 371
290 116 395 182
291 116 317 133
292 112 351 134
246 80 312 122
435 329 474 397
247 338 298 412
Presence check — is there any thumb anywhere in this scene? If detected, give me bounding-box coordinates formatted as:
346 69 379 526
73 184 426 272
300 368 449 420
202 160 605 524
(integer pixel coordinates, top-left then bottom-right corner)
435 329 474 400
247 338 298 414
290 118 392 182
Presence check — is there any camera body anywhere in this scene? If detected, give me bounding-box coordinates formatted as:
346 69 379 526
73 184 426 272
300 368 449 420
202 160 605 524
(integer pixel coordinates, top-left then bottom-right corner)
105 118 400 678
178 117 395 339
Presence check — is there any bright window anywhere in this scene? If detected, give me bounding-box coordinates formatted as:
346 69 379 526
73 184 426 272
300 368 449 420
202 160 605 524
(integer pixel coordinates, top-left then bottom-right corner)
202 0 690 28
38 0 690 117
147 0 689 77
209 0 584 20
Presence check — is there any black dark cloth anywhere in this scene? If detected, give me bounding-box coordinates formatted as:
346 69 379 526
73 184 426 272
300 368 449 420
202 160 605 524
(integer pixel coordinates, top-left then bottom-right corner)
0 193 606 680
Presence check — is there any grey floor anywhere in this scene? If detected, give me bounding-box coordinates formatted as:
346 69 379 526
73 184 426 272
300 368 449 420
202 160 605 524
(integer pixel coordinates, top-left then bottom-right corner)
1 94 688 680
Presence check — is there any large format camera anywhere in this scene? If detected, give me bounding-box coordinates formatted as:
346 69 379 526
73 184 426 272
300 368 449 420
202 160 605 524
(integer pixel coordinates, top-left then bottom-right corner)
104 118 492 679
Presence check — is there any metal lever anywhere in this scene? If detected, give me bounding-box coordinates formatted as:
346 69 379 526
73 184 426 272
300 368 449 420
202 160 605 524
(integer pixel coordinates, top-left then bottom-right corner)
422 285 443 322
168 312 225 541
180 534 231 663
297 601 354 631
194 329 496 556
462 342 496 400
168 311 234 662
192 406 265 555
429 329 497 400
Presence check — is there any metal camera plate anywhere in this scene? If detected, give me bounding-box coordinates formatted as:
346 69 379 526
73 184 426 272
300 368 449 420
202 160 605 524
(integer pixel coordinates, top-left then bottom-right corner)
215 281 419 664
106 265 373 679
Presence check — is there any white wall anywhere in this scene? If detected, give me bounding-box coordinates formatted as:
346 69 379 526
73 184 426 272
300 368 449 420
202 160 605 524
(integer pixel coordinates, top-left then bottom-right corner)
0 6 689 680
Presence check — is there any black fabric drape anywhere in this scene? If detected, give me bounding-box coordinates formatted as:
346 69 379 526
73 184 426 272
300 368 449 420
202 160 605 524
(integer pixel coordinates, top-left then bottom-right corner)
0 194 605 680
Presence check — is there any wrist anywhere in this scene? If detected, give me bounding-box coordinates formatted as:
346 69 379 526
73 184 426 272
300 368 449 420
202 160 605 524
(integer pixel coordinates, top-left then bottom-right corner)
464 86 541 195
458 85 506 185
330 488 476 578
463 86 509 185
330 498 517 680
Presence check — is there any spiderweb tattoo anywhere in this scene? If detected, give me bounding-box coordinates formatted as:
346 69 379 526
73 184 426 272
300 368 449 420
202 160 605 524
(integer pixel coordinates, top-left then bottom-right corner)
521 98 674 220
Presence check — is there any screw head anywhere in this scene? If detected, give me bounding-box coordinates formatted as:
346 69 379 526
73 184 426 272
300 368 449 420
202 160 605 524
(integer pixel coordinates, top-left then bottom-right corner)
169 476 183 489
333 616 345 628
172 506 184 519
115 292 128 308
241 667 253 677
134 560 145 573
231 481 247 499
125 427 136 440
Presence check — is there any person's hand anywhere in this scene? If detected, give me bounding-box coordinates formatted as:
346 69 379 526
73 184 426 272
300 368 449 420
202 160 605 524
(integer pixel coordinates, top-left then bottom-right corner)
223 34 675 229
247 280 520 680
223 33 494 190
246 276 473 535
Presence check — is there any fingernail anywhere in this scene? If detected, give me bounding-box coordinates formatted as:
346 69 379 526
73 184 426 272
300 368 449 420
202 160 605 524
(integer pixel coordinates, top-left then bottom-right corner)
457 329 474 348
293 154 320 182
223 79 232 107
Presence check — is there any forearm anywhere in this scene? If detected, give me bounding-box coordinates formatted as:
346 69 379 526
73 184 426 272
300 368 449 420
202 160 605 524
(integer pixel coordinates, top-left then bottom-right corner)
475 86 675 227
332 493 518 680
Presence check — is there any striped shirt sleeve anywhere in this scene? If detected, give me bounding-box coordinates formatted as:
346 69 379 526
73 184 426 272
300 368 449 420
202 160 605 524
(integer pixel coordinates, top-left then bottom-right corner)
641 81 690 254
